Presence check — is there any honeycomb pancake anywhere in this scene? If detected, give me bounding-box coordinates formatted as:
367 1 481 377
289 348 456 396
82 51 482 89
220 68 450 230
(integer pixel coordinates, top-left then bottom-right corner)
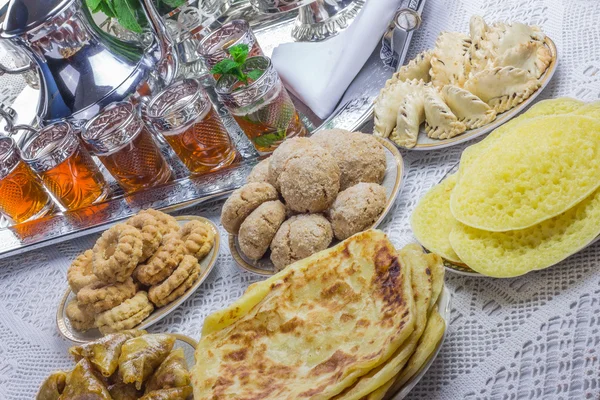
449 187 600 277
451 116 600 231
458 97 586 180
410 175 462 264
192 230 416 400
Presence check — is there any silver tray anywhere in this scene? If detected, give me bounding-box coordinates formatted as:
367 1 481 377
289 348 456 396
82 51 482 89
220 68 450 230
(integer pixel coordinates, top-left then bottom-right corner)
0 0 424 260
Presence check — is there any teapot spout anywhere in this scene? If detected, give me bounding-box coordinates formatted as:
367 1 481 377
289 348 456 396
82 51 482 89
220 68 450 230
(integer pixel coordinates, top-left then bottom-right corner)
139 0 179 85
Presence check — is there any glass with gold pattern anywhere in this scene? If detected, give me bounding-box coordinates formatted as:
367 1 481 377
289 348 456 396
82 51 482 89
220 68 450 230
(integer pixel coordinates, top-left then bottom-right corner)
146 79 237 175
82 102 173 192
21 123 108 211
0 136 52 223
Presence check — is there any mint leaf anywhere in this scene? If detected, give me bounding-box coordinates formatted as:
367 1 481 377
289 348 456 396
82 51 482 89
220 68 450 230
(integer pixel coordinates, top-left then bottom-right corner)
113 0 143 33
161 0 186 8
86 0 103 12
98 1 117 17
246 69 264 81
253 129 287 148
229 44 249 65
211 58 240 76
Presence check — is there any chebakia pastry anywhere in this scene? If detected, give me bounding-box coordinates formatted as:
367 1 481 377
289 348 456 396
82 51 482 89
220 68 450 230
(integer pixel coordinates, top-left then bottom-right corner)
374 15 553 148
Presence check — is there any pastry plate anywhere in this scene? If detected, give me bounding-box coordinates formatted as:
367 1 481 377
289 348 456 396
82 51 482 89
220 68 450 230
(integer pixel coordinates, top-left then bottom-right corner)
435 164 600 277
389 286 451 399
229 137 405 276
56 216 220 343
400 37 557 151
173 333 198 367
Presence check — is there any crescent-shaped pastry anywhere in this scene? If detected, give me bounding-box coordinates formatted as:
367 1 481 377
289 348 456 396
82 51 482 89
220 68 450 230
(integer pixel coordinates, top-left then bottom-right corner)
388 50 432 86
486 21 545 56
430 31 471 88
424 88 466 139
390 92 425 148
373 79 425 138
442 85 497 129
494 40 552 78
466 16 494 77
464 66 541 113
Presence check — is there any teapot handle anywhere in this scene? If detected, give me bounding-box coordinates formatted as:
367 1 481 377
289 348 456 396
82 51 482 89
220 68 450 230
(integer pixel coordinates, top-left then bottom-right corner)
0 106 37 145
0 61 34 76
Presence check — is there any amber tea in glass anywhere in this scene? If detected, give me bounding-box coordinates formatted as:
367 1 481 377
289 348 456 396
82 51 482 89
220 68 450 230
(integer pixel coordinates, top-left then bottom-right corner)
21 122 108 211
198 19 264 73
82 102 173 193
146 79 237 174
0 136 52 223
215 56 307 154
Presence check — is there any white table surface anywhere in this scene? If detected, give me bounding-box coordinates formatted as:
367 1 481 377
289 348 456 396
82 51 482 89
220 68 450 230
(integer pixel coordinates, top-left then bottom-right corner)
1 0 600 399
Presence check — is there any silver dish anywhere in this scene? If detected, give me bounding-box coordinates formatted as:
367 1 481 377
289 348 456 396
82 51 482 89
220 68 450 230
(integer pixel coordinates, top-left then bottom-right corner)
56 216 220 343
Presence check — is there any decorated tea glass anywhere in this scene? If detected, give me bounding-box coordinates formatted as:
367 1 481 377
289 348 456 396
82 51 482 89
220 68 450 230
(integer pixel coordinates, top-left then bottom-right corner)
146 79 237 174
215 56 307 154
0 136 52 223
82 102 173 193
21 122 108 211
198 19 264 72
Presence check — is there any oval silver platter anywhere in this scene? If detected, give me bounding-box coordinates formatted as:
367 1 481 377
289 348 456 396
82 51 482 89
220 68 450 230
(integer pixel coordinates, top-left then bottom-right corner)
229 137 404 276
402 37 557 151
57 215 220 343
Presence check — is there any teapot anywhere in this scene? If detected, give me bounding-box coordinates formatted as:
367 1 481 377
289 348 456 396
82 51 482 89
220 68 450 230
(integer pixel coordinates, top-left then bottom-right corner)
0 0 179 125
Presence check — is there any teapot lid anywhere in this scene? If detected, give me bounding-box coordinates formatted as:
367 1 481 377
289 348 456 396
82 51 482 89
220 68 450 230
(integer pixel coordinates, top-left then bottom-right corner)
1 0 75 38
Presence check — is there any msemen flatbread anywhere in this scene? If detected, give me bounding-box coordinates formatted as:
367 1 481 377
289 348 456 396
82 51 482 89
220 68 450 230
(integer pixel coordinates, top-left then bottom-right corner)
332 244 433 400
451 115 600 231
411 175 462 264
450 187 600 277
192 230 415 400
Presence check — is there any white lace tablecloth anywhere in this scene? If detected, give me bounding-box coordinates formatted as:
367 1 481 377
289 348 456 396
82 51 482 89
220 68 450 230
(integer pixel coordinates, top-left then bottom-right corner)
1 0 600 398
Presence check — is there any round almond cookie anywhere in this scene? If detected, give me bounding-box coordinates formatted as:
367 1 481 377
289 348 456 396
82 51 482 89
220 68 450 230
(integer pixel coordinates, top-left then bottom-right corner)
179 220 215 260
77 277 138 314
270 214 333 271
311 130 387 190
220 182 279 235
95 291 154 335
246 158 270 184
93 224 143 283
139 209 180 236
134 233 185 287
329 183 387 240
238 200 286 260
268 137 316 190
65 299 96 332
67 250 100 294
126 213 163 262
278 145 340 213
148 255 201 307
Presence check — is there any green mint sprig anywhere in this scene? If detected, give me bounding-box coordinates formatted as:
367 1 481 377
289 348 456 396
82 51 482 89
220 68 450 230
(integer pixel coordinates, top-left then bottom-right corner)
86 0 186 33
211 44 264 85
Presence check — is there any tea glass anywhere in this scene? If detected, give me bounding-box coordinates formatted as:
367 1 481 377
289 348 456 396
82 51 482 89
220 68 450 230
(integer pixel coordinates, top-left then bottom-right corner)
198 19 264 72
82 102 173 193
21 122 108 211
146 79 237 174
215 56 307 154
0 136 52 223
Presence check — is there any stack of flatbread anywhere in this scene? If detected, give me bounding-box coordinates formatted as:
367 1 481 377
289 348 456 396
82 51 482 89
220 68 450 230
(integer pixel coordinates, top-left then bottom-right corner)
374 15 552 148
192 230 445 399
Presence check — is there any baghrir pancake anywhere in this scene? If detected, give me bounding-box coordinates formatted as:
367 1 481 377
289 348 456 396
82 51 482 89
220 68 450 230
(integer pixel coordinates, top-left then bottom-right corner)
192 230 416 400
